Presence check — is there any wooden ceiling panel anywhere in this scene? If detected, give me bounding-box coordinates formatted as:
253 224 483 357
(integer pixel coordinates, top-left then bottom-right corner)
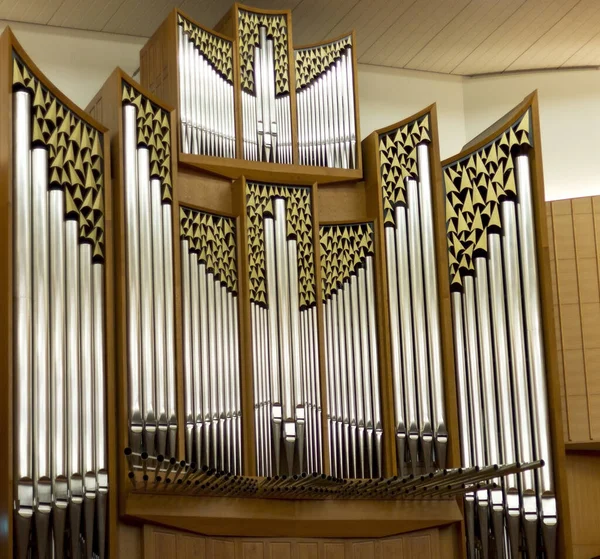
563 31 600 67
452 0 580 75
359 0 471 67
3 0 600 75
404 0 526 74
102 0 181 36
179 0 234 30
290 0 356 45
47 0 125 31
0 0 65 25
507 0 600 71
328 0 416 59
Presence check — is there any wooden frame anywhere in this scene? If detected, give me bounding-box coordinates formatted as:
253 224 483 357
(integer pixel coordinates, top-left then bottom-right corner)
0 27 116 558
440 91 573 558
140 6 363 185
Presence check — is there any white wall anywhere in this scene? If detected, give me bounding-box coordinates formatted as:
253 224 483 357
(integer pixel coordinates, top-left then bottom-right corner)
0 20 145 110
463 68 600 201
357 64 466 160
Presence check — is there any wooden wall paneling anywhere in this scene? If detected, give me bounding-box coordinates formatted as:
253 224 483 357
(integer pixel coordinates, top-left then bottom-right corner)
546 202 569 442
551 199 589 442
529 92 573 557
316 181 368 224
232 176 257 475
138 525 457 559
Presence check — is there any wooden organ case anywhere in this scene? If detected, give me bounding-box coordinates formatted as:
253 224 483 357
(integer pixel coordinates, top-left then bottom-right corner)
0 4 572 559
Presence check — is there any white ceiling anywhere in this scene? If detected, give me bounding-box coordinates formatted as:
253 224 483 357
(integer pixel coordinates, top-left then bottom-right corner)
2 0 600 75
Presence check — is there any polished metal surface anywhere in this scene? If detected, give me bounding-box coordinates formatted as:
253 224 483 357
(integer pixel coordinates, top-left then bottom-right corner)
162 203 178 457
199 263 211 466
49 187 69 558
264 217 282 474
515 153 557 557
137 147 157 454
189 253 202 465
123 105 143 451
14 95 34 554
384 226 406 476
150 178 168 456
180 241 195 463
416 143 447 469
394 205 419 474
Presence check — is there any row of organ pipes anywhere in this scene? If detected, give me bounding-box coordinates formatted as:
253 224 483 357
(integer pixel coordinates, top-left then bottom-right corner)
295 38 357 169
175 15 357 169
248 186 322 475
122 102 178 458
13 82 108 557
242 25 292 164
180 209 243 474
379 129 448 477
178 17 236 159
320 224 383 479
444 111 557 559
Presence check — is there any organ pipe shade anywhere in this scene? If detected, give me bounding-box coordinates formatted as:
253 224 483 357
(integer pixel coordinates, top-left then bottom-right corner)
319 223 383 479
246 182 321 475
295 35 357 169
177 14 236 158
443 105 558 559
180 207 242 473
378 113 448 477
122 82 178 459
12 52 108 559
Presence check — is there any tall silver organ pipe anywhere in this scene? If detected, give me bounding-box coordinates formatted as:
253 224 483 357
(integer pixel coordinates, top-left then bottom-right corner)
378 114 448 475
178 15 236 158
295 35 356 169
180 208 242 473
122 83 178 459
239 10 292 164
320 223 383 479
246 183 321 475
444 108 558 559
12 54 109 558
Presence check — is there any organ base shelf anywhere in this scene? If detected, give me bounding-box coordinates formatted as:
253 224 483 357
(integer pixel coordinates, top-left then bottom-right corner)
123 492 463 538
179 153 363 185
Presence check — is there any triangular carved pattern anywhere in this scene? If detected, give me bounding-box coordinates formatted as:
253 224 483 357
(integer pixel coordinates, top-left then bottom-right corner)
320 223 374 300
12 54 105 262
122 82 173 203
246 182 316 309
178 14 233 84
379 114 431 227
294 35 352 90
180 207 238 294
443 110 533 291
238 9 289 95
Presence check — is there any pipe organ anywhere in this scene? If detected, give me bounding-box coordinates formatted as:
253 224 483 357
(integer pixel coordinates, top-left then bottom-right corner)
245 182 322 476
320 223 382 479
295 35 357 169
121 83 178 459
3 33 111 559
377 114 448 477
180 208 242 473
443 103 562 559
0 6 572 558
